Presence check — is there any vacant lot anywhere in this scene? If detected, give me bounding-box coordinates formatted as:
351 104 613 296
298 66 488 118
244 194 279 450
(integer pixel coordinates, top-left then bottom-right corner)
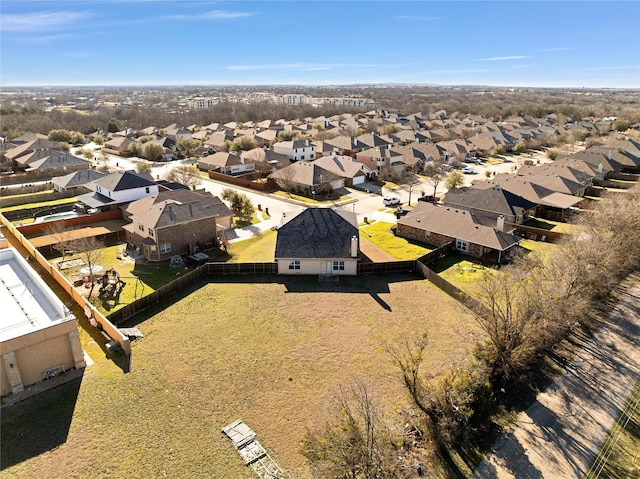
2 274 479 478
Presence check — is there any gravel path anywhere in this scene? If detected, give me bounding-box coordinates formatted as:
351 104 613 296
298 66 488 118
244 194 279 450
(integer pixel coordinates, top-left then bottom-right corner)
474 278 640 479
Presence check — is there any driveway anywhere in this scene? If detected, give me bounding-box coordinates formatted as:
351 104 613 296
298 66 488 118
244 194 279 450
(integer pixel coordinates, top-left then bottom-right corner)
474 277 640 478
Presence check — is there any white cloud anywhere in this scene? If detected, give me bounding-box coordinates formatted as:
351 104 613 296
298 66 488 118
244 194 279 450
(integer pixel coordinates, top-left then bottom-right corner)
477 56 530 61
18 34 74 45
1 11 93 32
163 10 256 21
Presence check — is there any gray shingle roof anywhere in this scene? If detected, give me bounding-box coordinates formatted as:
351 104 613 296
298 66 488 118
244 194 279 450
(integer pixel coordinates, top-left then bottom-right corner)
275 208 358 259
398 202 520 251
91 170 157 192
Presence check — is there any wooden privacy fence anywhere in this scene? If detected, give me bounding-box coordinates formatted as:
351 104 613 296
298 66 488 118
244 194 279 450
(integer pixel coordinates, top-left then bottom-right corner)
414 260 492 321
508 223 568 243
358 261 415 275
0 213 131 355
106 265 209 325
417 241 455 265
206 262 277 275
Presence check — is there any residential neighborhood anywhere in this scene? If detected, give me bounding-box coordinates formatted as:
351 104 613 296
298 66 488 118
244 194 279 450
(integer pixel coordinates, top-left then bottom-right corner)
2 91 640 478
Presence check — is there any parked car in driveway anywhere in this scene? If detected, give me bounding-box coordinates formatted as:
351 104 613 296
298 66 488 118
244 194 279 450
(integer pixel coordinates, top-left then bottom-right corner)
417 195 438 203
465 157 483 164
383 195 401 206
394 207 410 218
462 166 476 174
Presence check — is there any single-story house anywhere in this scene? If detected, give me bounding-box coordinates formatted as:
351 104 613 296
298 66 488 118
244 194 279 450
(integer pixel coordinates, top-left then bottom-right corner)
198 152 255 175
442 185 539 225
396 202 521 264
270 161 344 193
275 208 360 275
52 169 107 193
312 153 372 185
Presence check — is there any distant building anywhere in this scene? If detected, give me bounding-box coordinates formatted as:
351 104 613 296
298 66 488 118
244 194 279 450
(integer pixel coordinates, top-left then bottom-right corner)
191 97 223 109
1 248 86 397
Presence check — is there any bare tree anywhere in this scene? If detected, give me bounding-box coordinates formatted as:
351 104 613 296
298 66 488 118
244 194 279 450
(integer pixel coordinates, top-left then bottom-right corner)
70 236 104 298
387 334 488 454
164 165 202 189
300 381 407 479
45 221 76 264
444 170 464 189
423 160 445 198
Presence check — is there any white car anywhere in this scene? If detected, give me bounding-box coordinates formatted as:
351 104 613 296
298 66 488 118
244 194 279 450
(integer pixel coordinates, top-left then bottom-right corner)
462 166 476 174
383 196 401 206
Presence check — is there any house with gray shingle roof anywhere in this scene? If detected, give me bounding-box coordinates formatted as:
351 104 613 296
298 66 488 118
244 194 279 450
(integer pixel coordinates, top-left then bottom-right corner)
312 153 373 186
275 208 359 275
25 151 90 173
123 189 233 262
52 169 107 192
442 185 538 224
396 202 521 264
77 170 159 209
270 161 344 194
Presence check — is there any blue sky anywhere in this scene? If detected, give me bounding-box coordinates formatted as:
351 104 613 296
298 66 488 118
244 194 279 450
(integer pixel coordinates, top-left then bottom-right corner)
2 1 639 88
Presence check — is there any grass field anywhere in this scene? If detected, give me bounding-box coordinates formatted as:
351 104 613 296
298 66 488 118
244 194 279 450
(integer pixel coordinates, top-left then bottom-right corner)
57 244 191 315
0 196 78 213
359 221 433 260
227 228 277 262
1 274 479 479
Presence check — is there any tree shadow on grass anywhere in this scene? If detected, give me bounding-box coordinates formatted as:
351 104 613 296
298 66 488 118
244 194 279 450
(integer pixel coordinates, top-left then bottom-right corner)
1 376 83 470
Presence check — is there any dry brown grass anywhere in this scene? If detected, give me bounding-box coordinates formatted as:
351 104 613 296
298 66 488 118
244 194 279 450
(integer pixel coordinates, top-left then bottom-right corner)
2 275 480 478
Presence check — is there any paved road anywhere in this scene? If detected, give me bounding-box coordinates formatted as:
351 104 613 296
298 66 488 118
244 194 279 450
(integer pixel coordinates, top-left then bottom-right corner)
474 278 640 478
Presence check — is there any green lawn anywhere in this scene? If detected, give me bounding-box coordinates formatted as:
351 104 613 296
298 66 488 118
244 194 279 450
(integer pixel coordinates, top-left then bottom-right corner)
0 196 78 213
227 228 277 262
359 221 432 260
57 244 190 315
1 275 481 479
433 255 497 297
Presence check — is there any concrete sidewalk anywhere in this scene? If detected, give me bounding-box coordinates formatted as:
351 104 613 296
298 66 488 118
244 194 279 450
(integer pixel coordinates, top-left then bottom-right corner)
474 278 640 478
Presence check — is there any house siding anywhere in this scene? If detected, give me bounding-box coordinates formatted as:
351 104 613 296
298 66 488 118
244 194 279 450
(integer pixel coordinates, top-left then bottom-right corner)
277 258 358 276
396 223 487 259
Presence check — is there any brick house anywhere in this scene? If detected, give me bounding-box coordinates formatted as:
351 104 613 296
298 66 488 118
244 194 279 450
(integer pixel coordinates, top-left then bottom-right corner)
396 202 521 264
123 189 233 262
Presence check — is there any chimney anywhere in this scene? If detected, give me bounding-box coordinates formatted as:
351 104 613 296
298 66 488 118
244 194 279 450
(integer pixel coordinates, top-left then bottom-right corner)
350 235 358 258
305 139 309 147
496 215 505 232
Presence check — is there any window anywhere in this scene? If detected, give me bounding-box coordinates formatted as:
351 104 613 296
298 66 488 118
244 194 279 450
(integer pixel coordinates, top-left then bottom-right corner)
301 155 305 160
145 187 150 193
288 260 300 270
456 239 468 252
148 228 154 237
160 243 171 254
138 224 145 232
310 154 315 159
332 261 345 271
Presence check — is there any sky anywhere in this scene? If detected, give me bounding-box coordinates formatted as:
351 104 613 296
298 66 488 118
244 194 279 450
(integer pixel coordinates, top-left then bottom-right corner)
1 0 639 88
